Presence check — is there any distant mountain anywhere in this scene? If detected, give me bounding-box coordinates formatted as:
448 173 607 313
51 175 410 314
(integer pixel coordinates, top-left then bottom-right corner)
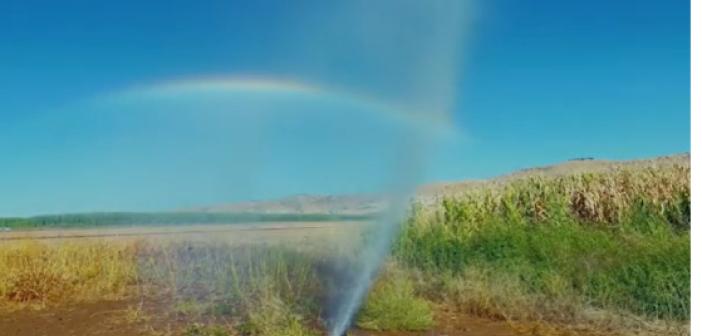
190 153 690 215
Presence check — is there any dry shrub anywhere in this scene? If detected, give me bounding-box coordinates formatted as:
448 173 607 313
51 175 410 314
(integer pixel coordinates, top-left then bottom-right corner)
0 240 138 306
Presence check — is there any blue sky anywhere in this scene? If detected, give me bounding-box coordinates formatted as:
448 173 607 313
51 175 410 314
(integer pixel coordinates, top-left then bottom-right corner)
0 0 690 216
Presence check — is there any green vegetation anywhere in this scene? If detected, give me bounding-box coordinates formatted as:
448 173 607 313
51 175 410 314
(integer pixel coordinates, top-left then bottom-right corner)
356 267 434 331
0 212 374 229
396 164 690 325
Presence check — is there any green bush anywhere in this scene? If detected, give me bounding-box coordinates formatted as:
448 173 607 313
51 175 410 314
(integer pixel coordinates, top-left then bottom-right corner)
357 270 434 331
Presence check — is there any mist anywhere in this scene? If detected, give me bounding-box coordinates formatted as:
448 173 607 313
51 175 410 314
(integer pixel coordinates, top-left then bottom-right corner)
1 1 471 333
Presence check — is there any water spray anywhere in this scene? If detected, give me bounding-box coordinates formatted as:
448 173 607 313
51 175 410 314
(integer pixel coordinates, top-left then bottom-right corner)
34 2 471 334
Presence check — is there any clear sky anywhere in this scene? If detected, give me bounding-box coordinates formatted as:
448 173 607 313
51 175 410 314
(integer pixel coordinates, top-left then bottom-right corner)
0 0 690 216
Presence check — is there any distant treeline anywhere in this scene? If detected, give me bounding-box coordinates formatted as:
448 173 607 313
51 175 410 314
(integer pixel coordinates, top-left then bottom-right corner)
0 212 375 229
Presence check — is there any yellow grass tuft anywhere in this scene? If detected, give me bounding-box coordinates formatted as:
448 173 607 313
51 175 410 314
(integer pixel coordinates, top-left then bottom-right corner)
0 240 138 307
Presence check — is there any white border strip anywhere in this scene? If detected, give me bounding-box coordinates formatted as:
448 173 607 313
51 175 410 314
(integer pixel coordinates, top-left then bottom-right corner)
691 0 699 333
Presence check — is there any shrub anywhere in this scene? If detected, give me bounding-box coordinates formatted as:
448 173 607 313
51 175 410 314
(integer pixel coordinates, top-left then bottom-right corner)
356 269 434 331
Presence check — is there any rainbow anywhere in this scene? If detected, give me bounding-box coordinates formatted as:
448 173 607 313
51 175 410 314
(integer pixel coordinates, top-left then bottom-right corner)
107 75 456 136
142 76 322 96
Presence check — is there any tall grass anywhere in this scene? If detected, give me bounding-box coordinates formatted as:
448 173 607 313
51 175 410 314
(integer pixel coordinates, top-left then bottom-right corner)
0 241 137 307
137 242 337 335
395 164 690 324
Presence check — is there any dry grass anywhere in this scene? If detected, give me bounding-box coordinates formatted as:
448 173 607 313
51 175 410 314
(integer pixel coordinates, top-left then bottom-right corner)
0 239 330 334
0 240 138 308
136 241 332 335
420 163 690 228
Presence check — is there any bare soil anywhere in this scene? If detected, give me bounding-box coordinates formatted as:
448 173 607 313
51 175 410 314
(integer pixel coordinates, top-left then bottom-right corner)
0 298 527 336
0 299 146 336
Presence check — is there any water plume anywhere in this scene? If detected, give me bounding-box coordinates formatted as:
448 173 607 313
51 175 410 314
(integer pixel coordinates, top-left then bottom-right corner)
265 1 473 334
6 1 472 333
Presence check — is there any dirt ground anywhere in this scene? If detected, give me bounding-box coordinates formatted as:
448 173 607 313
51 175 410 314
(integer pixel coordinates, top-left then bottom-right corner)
0 298 524 336
0 299 146 336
